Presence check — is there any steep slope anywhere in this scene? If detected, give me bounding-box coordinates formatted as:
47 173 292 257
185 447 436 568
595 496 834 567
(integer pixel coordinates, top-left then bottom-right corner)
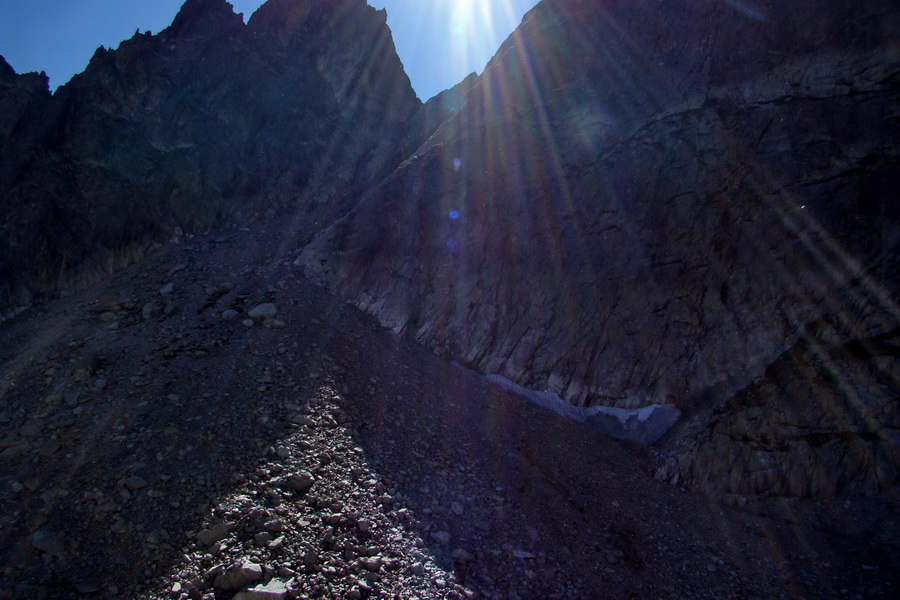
298 0 900 495
1 212 897 600
0 0 420 316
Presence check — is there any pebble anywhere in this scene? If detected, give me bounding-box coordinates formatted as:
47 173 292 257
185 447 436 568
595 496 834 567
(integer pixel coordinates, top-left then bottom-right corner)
222 309 239 320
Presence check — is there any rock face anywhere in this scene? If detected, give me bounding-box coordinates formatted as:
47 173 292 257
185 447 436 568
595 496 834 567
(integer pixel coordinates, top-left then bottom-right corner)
0 0 420 312
301 0 899 410
297 0 899 495
655 326 900 497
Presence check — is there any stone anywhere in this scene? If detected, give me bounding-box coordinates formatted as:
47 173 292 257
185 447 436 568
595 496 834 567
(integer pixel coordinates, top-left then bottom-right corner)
263 519 284 532
451 548 474 562
142 301 162 320
39 441 62 457
357 518 373 533
123 476 148 491
31 529 66 556
19 421 42 437
90 296 121 313
432 531 451 546
197 523 230 546
285 472 315 494
222 309 239 320
213 562 263 592
248 303 278 320
359 557 382 572
234 580 289 600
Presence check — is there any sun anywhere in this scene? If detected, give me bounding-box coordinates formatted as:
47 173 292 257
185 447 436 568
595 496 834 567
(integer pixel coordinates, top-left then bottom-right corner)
449 0 478 37
446 0 506 57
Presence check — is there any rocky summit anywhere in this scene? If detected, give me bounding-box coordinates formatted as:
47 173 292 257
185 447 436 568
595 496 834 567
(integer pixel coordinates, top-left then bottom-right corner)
0 1 898 599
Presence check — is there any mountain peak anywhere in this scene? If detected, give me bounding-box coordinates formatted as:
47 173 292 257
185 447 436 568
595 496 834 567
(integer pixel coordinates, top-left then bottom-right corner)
167 0 244 39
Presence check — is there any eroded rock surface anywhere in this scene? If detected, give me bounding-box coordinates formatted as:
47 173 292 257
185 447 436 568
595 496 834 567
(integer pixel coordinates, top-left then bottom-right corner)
301 0 899 411
299 0 899 496
656 324 900 498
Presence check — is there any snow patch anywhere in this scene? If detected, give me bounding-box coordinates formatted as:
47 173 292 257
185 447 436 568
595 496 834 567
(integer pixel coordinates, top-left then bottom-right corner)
485 374 680 445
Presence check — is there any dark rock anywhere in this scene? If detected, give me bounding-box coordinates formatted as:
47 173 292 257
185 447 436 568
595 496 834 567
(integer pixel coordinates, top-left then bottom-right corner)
656 328 900 497
301 0 899 411
0 0 420 313
297 0 899 497
31 529 66 556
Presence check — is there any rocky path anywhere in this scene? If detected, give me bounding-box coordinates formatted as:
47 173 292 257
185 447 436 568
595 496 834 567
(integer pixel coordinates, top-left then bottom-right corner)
1 224 897 599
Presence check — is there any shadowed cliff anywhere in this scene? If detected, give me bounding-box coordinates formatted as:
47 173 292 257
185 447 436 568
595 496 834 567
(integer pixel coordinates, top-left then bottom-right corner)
298 0 900 496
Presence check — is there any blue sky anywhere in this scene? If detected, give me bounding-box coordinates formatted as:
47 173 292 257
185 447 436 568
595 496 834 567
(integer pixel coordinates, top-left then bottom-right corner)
0 0 539 101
